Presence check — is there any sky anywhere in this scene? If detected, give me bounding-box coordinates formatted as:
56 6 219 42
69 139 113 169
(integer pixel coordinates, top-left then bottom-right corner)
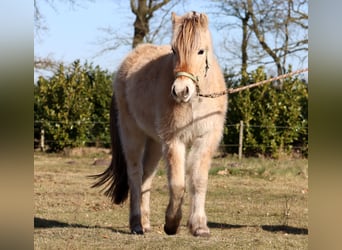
34 1 132 74
34 0 308 80
34 0 224 78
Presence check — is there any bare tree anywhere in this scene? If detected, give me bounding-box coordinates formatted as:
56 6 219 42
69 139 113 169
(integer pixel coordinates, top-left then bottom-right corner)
130 0 173 48
216 0 308 77
34 0 47 38
247 0 308 76
34 0 91 38
144 0 181 44
34 0 59 72
96 0 180 56
217 1 251 80
34 0 93 72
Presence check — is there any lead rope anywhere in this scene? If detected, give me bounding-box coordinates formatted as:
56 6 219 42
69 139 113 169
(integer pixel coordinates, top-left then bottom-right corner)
199 68 309 98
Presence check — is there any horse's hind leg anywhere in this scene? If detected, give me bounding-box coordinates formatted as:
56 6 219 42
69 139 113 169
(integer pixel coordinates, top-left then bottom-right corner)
117 111 146 234
141 139 162 232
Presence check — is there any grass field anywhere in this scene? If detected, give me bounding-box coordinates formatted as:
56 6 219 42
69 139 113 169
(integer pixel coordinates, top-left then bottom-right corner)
34 149 308 249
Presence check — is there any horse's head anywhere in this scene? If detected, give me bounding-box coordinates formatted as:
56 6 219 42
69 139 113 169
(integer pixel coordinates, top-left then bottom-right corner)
171 12 212 103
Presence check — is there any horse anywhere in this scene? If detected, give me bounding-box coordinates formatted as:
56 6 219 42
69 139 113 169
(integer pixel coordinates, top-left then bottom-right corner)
91 11 228 237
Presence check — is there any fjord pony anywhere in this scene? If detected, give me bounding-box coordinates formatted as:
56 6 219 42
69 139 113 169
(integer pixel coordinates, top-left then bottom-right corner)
92 12 227 237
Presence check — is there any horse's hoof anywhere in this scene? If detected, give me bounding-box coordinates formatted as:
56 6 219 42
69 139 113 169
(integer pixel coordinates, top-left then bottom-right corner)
193 228 210 237
164 224 178 235
131 226 144 235
131 229 144 235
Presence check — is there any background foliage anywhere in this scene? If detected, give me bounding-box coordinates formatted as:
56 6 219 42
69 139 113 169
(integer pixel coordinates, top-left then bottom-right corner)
34 60 112 152
34 0 308 157
34 61 308 157
223 66 308 157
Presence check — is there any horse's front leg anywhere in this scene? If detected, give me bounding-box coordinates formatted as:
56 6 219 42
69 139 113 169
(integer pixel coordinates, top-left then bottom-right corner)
163 140 186 235
187 135 218 237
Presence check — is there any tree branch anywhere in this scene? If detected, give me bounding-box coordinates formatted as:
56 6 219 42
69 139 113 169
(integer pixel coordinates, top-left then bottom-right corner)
130 0 138 15
247 0 283 75
149 0 171 14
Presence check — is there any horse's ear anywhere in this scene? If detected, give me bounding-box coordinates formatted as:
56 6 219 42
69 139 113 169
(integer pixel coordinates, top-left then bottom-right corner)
200 13 209 28
172 12 180 26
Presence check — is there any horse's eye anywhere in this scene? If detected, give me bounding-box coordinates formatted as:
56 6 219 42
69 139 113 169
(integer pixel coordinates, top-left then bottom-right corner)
198 49 205 55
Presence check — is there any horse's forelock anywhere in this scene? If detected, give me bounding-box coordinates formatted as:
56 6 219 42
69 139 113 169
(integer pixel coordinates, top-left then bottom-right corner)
173 13 209 60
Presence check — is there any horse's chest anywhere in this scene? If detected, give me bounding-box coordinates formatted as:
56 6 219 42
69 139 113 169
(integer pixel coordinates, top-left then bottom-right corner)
156 99 224 144
191 111 214 135
178 102 218 142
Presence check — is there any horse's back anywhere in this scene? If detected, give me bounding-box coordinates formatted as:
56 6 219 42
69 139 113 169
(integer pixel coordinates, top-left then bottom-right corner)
114 44 174 141
115 43 172 86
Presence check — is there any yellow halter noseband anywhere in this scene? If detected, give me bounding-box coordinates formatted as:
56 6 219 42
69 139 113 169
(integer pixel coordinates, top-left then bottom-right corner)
174 71 199 83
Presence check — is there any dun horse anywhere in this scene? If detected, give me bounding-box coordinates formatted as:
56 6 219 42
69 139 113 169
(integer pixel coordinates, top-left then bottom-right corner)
91 11 227 237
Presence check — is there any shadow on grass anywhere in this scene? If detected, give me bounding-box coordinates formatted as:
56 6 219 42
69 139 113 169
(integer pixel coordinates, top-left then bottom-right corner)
261 225 308 235
34 217 130 235
34 217 307 236
208 222 245 229
208 222 308 235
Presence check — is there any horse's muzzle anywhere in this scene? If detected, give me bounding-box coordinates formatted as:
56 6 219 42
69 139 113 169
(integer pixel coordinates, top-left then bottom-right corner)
172 72 198 103
171 85 190 102
171 78 196 103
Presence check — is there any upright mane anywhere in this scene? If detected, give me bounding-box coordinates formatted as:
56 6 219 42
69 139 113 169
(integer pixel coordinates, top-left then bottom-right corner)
172 12 210 61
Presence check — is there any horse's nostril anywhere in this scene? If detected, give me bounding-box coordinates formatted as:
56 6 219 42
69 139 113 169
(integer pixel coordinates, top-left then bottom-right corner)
171 85 191 102
184 86 189 96
172 86 177 97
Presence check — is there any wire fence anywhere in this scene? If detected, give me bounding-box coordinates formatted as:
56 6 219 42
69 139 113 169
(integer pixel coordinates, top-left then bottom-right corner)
34 120 308 128
34 120 308 157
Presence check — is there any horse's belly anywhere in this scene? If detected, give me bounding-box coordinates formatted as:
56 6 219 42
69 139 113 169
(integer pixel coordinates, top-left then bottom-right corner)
136 115 161 142
126 98 162 142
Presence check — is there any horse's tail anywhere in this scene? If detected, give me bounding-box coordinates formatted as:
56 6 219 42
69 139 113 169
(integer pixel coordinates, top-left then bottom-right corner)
90 95 129 204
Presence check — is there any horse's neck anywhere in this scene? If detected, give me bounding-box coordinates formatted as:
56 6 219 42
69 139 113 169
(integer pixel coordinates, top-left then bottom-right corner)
202 56 224 92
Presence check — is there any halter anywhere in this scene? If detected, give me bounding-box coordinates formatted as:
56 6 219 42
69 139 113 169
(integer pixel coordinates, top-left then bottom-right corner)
174 71 199 83
174 50 209 96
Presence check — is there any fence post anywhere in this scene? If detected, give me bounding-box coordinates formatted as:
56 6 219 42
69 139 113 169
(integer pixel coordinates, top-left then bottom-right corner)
40 129 45 152
238 120 244 160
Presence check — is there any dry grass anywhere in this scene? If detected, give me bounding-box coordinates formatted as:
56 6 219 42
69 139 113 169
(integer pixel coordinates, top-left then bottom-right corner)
34 150 308 249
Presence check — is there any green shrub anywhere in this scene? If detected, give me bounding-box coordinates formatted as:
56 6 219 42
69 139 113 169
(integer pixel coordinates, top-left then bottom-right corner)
34 60 112 152
223 67 308 157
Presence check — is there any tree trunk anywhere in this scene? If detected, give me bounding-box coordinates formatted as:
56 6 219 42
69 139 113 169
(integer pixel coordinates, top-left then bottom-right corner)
247 0 283 76
131 0 149 48
130 0 171 48
241 12 250 82
132 12 149 48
